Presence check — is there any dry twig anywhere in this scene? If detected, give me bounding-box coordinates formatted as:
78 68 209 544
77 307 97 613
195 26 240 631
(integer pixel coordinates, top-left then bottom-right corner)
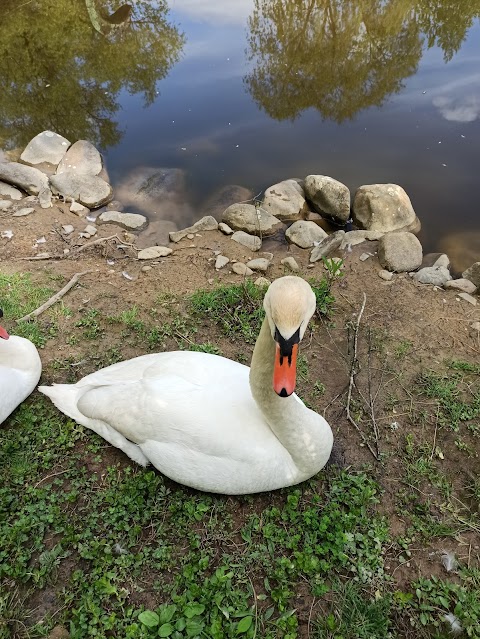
345 293 379 459
17 271 92 322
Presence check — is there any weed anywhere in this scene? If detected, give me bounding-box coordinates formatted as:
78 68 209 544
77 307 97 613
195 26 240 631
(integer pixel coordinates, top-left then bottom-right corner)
75 308 104 340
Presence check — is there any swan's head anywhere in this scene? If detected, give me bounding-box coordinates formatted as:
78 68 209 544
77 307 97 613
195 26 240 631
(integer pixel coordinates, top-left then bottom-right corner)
0 309 9 340
263 276 316 398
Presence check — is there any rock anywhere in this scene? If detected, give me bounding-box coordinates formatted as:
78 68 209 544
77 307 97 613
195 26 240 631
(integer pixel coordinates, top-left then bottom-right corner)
378 269 393 281
304 175 350 223
255 277 271 287
353 184 420 233
341 229 384 248
360 252 373 261
84 225 97 236
39 187 53 208
231 231 262 251
421 252 449 269
0 200 13 211
200 185 253 220
222 203 282 237
457 292 477 306
0 162 49 195
262 179 308 222
232 262 253 276
377 232 423 272
246 258 270 272
0 181 23 199
56 140 103 176
115 166 193 227
471 321 480 331
309 230 346 263
444 279 477 294
281 256 300 272
70 201 88 215
215 255 230 270
62 225 74 235
285 220 328 249
138 246 173 259
97 210 148 231
218 222 234 235
462 262 480 287
141 265 152 272
413 265 452 286
12 207 34 217
20 130 70 166
50 173 113 207
169 216 218 243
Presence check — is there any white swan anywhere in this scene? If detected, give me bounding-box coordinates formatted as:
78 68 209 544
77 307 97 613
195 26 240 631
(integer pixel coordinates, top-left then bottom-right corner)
0 309 42 425
39 276 333 494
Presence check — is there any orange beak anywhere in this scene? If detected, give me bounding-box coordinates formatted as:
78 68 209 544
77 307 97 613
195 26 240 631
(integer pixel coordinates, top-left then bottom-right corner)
273 342 298 397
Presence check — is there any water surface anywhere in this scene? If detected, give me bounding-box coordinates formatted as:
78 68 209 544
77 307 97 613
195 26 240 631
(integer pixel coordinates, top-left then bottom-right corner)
1 0 479 266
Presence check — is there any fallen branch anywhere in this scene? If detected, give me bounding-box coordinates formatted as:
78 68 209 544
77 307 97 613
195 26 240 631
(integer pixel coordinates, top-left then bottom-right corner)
345 293 379 460
17 271 92 323
68 234 121 255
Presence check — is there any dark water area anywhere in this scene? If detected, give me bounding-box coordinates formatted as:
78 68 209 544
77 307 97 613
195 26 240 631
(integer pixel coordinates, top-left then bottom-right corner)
1 1 480 268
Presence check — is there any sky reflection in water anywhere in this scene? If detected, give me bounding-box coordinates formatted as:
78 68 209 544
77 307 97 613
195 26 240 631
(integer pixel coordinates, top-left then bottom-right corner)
1 0 479 264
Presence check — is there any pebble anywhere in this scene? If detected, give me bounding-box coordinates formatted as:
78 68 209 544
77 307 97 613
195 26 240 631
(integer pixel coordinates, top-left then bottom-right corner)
12 207 34 217
232 262 253 276
0 200 13 211
138 246 172 260
215 255 230 270
218 222 234 235
281 256 300 272
84 225 97 236
70 201 88 215
62 225 74 235
246 257 270 272
141 265 152 272
457 292 477 306
444 279 477 295
378 269 393 281
360 252 372 261
187 233 195 239
255 277 271 287
471 322 480 331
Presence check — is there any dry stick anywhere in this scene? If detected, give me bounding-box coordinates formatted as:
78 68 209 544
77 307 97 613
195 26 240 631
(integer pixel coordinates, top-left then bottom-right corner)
17 271 92 323
69 235 121 255
367 327 380 456
345 293 379 460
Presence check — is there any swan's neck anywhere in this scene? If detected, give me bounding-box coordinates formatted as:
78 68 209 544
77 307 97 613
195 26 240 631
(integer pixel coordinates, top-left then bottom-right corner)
249 318 332 476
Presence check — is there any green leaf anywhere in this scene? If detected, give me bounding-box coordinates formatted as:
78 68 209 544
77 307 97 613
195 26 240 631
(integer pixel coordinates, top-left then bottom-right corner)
236 616 253 633
138 610 160 627
186 618 205 637
175 617 186 631
158 623 174 637
159 605 177 624
184 603 205 618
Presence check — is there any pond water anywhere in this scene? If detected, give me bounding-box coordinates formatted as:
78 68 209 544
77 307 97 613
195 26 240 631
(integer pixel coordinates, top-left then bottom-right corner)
1 1 480 268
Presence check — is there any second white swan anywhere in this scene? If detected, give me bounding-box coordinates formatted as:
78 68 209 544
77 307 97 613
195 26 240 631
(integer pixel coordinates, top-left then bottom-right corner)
39 276 333 494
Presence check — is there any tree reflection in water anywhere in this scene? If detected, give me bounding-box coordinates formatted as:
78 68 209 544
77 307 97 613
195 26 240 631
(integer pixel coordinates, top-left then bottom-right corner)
0 0 185 151
245 0 480 122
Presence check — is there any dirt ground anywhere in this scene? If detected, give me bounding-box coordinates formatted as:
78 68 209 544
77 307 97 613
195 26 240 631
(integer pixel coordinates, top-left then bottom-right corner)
1 201 480 636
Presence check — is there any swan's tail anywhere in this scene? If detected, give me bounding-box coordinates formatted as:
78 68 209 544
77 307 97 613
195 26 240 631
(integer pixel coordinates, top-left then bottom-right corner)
38 383 150 467
38 383 88 425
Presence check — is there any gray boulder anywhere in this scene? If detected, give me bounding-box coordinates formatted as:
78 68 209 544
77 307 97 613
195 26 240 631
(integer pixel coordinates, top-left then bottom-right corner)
20 130 70 166
246 258 270 272
377 232 422 272
200 185 253 220
262 179 308 222
0 162 49 195
353 184 420 233
169 215 218 243
285 220 328 249
462 262 480 288
341 229 384 248
0 181 23 199
97 210 148 230
231 231 261 251
222 203 282 237
412 265 452 286
56 140 103 176
50 173 113 207
309 230 346 263
304 175 350 223
444 279 477 294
